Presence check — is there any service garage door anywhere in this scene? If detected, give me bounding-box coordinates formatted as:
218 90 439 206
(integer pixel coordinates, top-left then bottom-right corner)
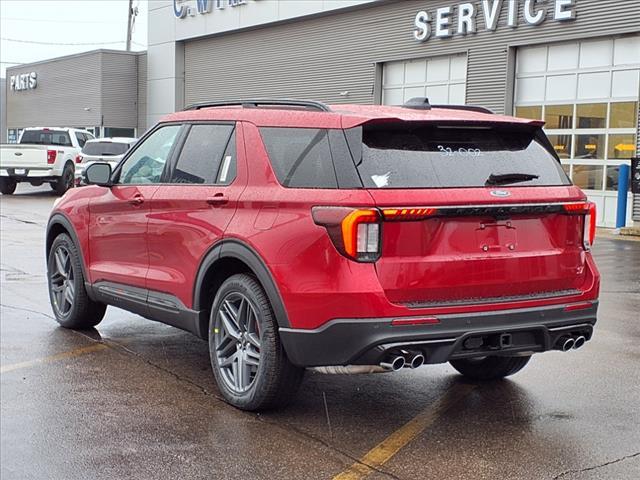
382 53 467 106
514 35 640 227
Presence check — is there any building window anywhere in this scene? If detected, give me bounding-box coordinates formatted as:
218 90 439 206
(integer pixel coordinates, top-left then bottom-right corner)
382 53 467 106
103 127 136 138
7 129 18 144
514 35 639 227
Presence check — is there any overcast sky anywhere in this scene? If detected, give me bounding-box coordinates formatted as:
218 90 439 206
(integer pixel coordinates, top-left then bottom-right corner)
0 0 148 77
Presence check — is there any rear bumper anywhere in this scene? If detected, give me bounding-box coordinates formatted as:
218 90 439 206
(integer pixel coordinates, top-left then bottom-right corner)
1 167 62 179
279 301 598 367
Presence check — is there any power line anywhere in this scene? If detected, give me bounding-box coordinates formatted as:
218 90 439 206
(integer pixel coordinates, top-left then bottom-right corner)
1 37 146 47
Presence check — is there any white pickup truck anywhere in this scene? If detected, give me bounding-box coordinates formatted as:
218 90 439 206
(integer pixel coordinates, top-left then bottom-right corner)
0 127 94 195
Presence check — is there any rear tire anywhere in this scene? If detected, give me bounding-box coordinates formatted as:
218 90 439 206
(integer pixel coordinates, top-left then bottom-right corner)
47 233 106 329
0 177 17 195
52 163 74 195
209 273 304 411
450 355 531 381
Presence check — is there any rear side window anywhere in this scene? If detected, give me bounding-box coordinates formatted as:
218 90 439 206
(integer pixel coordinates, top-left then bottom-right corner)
170 124 235 184
75 132 87 148
20 130 72 147
349 123 571 189
260 128 338 188
82 142 130 156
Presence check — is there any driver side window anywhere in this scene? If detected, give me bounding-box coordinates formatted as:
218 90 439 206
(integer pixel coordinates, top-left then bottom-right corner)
119 125 181 184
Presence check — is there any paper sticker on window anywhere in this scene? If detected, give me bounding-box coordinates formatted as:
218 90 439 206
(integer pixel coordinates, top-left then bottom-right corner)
219 155 232 183
371 172 391 188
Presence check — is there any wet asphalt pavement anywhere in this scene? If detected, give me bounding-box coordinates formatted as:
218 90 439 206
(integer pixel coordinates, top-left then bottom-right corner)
1 185 639 480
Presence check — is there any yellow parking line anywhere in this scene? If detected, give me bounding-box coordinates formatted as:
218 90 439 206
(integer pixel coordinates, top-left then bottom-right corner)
333 383 476 480
0 343 108 374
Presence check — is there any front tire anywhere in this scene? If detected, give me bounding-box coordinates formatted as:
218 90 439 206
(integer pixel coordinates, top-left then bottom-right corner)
450 355 531 381
47 233 106 329
209 274 304 411
0 177 17 195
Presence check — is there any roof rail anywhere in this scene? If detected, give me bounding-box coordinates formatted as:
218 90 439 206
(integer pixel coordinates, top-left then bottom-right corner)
183 98 332 112
431 104 495 114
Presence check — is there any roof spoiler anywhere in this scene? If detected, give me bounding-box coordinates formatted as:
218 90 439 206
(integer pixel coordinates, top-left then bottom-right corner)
183 98 332 112
403 97 494 114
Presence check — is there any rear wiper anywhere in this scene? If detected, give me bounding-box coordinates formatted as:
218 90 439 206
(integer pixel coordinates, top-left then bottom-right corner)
485 173 539 186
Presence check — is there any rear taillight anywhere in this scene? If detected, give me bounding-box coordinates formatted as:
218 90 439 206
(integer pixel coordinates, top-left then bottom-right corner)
47 150 57 164
75 154 83 163
584 202 596 249
563 202 596 249
312 207 381 262
381 208 436 221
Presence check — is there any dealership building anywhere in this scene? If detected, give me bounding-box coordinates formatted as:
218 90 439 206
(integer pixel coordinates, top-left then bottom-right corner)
4 0 639 226
4 49 147 142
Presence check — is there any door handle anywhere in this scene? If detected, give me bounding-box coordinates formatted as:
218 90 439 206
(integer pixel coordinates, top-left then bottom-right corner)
128 194 144 206
206 193 229 206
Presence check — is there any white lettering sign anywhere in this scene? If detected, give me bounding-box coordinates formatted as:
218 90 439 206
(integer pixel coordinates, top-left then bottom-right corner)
173 0 248 19
414 0 577 42
9 72 37 92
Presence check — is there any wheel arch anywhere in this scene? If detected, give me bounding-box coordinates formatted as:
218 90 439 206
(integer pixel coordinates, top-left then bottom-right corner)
193 239 291 339
46 213 89 283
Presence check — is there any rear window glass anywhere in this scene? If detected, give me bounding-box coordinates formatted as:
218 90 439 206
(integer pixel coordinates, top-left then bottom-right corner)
348 123 570 189
82 142 130 156
259 128 338 188
20 130 72 147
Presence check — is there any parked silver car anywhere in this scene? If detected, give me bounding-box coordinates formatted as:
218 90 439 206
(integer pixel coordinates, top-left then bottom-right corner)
76 137 137 184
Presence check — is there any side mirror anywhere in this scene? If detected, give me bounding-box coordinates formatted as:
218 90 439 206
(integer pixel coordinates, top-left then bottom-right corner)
83 162 112 187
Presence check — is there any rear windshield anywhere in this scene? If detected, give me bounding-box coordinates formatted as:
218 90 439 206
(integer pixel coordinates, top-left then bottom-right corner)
20 130 72 147
348 123 570 189
82 141 130 156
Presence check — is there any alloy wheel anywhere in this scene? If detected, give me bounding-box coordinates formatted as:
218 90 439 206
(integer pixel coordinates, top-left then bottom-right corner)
214 292 262 393
49 245 75 316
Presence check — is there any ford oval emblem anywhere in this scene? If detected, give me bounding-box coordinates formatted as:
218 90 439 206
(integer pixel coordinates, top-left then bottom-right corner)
490 190 511 197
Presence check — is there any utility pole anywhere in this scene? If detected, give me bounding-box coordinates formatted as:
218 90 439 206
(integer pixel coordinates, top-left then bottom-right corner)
126 0 134 51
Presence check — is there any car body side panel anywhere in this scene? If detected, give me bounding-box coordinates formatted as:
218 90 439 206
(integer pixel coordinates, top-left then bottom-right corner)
145 124 249 308
87 185 159 289
47 186 107 282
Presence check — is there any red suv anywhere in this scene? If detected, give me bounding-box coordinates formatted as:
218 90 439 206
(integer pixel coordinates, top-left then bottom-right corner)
46 98 599 410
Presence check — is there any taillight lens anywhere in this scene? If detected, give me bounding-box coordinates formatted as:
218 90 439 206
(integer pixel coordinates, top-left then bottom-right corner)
381 207 437 221
75 154 83 163
563 202 596 249
312 207 381 262
47 150 57 164
584 202 596 249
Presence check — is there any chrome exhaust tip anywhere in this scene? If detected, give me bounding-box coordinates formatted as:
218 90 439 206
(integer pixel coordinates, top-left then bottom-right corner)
573 336 586 349
408 353 425 369
557 336 575 352
380 355 405 371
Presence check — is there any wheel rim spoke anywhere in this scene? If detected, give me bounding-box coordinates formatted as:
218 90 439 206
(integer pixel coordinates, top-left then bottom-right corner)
216 336 236 357
245 346 260 367
50 245 75 316
219 308 241 340
54 249 68 279
214 292 262 394
55 290 65 309
219 350 238 368
64 285 74 306
246 332 260 348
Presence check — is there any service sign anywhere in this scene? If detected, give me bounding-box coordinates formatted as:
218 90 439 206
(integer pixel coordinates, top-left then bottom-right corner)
414 0 577 42
173 0 249 19
10 72 37 92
